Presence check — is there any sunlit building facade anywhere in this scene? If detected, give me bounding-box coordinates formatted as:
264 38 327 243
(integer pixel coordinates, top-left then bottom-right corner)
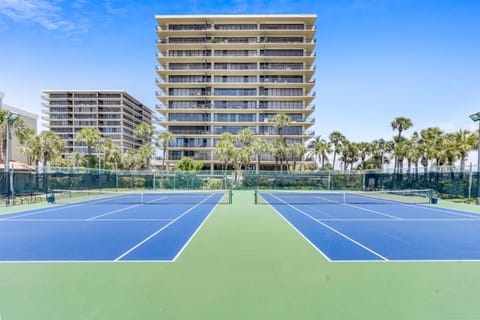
155 14 316 170
42 90 152 158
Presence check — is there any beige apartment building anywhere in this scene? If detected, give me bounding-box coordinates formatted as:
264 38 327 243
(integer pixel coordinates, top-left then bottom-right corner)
42 90 152 158
155 14 316 170
0 101 38 168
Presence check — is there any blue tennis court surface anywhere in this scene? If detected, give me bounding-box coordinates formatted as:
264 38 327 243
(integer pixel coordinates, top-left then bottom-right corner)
0 192 224 262
260 192 480 262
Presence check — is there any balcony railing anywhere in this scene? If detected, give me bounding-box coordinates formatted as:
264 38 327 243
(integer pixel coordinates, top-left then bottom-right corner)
156 24 315 32
156 39 316 45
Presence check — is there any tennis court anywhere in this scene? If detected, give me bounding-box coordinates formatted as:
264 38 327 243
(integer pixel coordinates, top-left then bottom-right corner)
0 190 230 262
257 190 480 262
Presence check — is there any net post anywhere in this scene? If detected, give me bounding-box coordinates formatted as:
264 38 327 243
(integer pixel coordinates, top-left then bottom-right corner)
429 189 437 204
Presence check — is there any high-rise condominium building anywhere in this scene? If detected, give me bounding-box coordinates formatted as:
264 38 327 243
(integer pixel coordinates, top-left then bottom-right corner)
155 14 316 170
42 90 152 158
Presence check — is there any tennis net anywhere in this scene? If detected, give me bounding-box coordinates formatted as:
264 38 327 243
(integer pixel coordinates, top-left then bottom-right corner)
50 189 232 205
255 189 433 205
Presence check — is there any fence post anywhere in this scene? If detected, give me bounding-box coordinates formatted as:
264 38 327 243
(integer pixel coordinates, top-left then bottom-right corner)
468 163 473 201
9 163 14 204
362 172 366 191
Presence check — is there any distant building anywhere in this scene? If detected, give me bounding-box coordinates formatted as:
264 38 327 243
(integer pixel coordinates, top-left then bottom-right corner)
155 14 316 170
42 90 153 158
0 97 38 167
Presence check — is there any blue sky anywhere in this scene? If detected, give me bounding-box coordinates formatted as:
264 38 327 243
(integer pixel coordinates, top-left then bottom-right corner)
0 0 479 143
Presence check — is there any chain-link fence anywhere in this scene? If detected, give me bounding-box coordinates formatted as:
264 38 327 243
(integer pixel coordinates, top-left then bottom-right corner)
1 166 478 205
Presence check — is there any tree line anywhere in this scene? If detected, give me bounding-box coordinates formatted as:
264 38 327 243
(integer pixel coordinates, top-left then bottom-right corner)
307 117 478 172
2 109 477 173
0 110 175 171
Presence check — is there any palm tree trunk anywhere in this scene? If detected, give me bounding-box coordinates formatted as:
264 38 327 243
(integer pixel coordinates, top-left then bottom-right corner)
163 145 167 171
256 154 260 174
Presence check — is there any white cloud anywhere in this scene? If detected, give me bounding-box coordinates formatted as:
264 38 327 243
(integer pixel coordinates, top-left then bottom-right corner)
0 0 73 30
0 0 135 38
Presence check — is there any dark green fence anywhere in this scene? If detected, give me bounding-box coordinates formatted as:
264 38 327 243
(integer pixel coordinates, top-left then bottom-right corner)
0 167 477 203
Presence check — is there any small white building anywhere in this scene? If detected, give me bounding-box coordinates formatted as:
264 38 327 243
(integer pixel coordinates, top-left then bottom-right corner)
0 93 38 168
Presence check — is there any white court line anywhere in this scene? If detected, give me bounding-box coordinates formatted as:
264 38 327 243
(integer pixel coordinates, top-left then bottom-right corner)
318 218 480 222
315 196 402 220
4 203 85 219
399 203 480 219
0 218 173 222
343 203 402 220
86 197 168 221
171 200 221 262
270 194 389 261
1 194 141 220
2 256 480 264
114 193 216 261
0 258 211 263
264 197 332 262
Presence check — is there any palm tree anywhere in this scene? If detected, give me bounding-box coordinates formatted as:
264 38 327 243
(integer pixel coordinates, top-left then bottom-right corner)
392 139 409 172
156 131 175 171
368 139 392 170
137 144 156 169
356 142 370 169
38 131 64 169
134 123 154 143
76 127 100 164
391 117 413 140
391 117 413 171
272 137 287 171
122 151 137 170
289 143 306 171
0 110 26 163
19 128 40 167
329 131 345 170
420 127 444 168
339 142 358 171
250 137 268 173
272 114 291 169
108 145 122 171
406 132 421 176
237 128 254 147
215 133 236 172
71 152 82 168
272 114 291 142
215 139 235 172
232 147 252 174
100 138 115 170
307 136 330 169
454 129 477 172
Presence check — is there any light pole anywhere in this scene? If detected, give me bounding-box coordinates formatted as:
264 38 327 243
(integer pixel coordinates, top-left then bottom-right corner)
5 112 19 204
97 138 104 191
469 112 480 204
